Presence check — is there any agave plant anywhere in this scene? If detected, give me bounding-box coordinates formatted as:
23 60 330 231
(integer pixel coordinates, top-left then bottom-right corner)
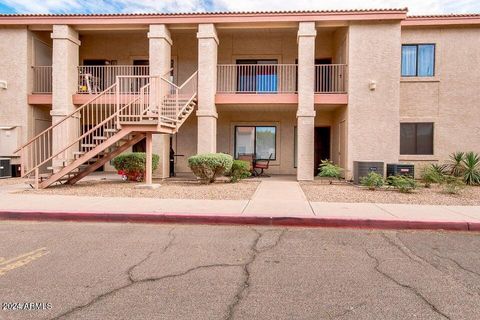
462 151 480 185
449 151 465 177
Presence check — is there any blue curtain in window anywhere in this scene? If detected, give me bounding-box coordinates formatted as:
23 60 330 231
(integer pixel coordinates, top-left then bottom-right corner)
401 45 417 76
256 65 277 93
418 45 435 76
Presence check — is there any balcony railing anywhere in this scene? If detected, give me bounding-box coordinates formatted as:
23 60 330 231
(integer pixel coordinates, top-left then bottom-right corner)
217 63 348 95
315 64 347 93
77 65 150 94
217 64 297 93
32 66 52 94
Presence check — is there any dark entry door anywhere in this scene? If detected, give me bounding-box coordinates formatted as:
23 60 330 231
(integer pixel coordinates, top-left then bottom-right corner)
314 127 331 175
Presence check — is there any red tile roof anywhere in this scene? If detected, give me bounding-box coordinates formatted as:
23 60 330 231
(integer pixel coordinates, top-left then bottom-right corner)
0 8 408 17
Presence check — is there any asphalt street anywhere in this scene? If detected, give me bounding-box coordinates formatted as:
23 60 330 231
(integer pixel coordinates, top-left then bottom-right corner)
0 221 479 320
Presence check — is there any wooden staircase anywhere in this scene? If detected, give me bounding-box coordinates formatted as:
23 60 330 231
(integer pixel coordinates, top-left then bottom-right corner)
15 72 198 189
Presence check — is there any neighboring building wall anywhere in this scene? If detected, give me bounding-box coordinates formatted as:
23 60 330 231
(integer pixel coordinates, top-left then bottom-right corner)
400 26 480 173
0 27 33 163
347 22 402 179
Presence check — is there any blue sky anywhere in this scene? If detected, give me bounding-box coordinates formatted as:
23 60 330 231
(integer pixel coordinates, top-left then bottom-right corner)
0 0 479 15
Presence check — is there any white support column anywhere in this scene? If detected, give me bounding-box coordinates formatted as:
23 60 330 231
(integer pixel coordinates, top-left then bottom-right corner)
51 25 80 168
296 22 316 181
196 23 218 154
148 24 172 179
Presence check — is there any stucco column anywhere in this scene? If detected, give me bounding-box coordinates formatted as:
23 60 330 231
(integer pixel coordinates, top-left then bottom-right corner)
196 23 218 154
148 24 172 178
296 22 316 181
51 25 80 167
145 132 153 185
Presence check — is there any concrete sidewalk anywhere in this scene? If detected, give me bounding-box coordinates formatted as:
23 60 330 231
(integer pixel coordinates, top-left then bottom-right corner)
0 179 479 231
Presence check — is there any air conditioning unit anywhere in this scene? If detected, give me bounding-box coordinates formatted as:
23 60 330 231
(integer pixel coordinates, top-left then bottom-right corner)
387 164 415 177
0 158 12 178
353 161 384 184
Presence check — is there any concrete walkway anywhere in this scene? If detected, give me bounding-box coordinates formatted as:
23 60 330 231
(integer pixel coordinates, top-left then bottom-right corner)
243 180 313 216
0 178 479 230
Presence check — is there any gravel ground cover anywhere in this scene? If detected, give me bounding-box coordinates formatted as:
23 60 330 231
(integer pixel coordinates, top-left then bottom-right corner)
22 179 260 200
301 182 480 205
0 177 26 186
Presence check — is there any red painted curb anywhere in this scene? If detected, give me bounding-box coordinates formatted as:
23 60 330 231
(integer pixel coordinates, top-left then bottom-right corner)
0 209 477 232
468 222 480 232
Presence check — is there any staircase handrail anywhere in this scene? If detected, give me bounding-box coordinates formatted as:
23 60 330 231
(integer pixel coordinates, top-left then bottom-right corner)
22 95 141 177
14 83 117 154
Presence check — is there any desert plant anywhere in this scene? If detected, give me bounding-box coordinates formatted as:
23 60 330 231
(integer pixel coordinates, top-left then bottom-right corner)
462 151 480 185
112 152 159 182
441 175 466 194
230 160 251 183
360 172 384 191
448 151 465 177
421 164 446 188
317 160 343 184
188 153 233 184
388 175 418 193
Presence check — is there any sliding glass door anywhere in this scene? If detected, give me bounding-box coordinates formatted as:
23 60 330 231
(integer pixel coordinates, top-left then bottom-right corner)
236 60 278 93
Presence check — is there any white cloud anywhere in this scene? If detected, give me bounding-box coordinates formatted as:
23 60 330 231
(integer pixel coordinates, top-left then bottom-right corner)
213 0 480 15
1 0 479 14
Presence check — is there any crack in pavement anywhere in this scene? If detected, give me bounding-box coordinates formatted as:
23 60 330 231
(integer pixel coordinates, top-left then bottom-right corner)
381 232 428 266
52 227 177 319
384 232 480 297
365 249 450 320
433 253 480 278
225 228 287 320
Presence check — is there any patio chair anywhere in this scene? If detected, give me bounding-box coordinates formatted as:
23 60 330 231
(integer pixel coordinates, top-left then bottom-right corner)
254 153 273 177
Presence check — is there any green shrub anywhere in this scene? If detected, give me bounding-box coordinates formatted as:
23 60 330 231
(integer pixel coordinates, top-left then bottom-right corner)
388 175 418 193
360 172 384 191
317 160 343 184
462 151 480 185
112 152 159 181
421 164 446 188
230 160 251 183
441 175 466 194
188 153 233 184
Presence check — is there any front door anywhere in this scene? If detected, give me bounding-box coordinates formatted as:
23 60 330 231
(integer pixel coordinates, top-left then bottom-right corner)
314 127 331 175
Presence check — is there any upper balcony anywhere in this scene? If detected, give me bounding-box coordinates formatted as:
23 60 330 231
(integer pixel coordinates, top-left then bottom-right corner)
29 26 348 106
216 63 348 104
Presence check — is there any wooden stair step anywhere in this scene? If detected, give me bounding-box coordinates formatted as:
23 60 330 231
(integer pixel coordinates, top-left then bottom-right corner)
93 136 107 141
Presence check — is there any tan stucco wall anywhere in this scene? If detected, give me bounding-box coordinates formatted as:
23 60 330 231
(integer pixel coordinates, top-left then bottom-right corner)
218 29 298 64
171 32 198 83
400 26 480 172
79 32 149 64
346 22 402 178
0 27 34 162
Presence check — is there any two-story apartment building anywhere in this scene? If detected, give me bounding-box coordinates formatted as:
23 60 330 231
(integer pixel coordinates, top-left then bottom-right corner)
0 9 479 187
